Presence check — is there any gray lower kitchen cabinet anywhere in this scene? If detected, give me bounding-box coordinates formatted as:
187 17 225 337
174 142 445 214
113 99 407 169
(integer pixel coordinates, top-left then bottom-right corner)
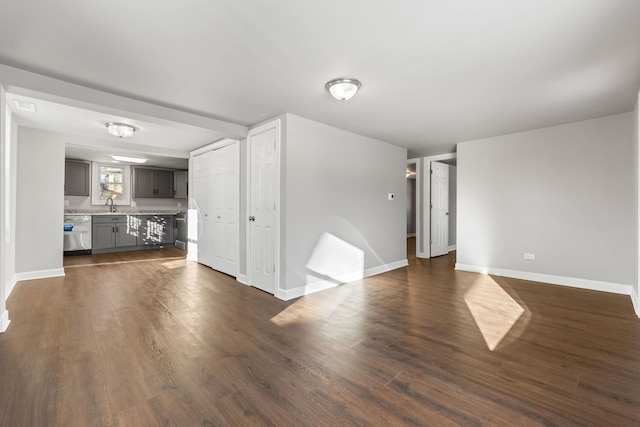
92 215 139 249
65 159 90 196
137 215 174 246
92 223 116 249
133 167 174 198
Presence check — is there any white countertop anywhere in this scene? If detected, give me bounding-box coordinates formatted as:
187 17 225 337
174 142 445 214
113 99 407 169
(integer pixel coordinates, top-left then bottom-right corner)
64 210 184 216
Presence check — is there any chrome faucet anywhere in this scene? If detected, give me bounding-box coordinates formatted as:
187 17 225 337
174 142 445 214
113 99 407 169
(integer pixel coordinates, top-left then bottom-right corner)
105 198 117 213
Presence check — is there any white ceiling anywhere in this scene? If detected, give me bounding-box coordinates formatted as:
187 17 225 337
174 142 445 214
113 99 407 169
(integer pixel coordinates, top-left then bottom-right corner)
1 0 639 158
5 93 226 168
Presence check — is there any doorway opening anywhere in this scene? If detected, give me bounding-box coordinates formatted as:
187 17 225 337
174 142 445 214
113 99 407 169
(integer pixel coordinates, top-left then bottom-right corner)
409 154 457 260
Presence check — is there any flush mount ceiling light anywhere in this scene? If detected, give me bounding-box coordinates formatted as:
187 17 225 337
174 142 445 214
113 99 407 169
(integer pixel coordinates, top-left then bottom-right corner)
325 78 361 101
111 155 147 164
106 122 137 138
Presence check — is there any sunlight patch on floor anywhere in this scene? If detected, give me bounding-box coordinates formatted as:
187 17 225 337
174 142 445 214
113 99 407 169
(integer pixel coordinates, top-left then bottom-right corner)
162 259 188 269
64 256 185 269
464 276 526 351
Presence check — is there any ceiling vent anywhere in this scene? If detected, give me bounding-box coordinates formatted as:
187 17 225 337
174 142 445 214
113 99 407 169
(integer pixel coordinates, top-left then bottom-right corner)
14 100 37 113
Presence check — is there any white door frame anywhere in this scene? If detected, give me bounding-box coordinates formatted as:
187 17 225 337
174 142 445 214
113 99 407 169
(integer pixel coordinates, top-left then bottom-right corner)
188 138 240 269
246 119 282 297
407 157 422 257
418 152 457 259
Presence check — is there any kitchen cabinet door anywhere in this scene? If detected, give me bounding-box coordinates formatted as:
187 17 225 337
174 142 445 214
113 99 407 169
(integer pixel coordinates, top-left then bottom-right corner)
174 171 188 198
155 170 174 198
92 223 116 249
133 168 174 198
134 168 156 198
160 216 174 244
65 160 90 196
115 222 138 247
137 215 174 245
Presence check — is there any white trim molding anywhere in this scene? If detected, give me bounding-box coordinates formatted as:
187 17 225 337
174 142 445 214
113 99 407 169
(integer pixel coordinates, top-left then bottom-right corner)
0 309 9 333
278 259 409 301
448 245 457 252
236 274 249 286
631 288 640 317
455 263 633 296
17 268 65 282
6 274 17 301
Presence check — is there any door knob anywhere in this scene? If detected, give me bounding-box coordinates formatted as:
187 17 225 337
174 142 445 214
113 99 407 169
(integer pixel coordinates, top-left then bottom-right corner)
249 216 255 221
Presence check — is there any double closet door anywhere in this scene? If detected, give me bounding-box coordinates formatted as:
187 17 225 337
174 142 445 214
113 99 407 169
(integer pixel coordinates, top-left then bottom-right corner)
192 143 239 277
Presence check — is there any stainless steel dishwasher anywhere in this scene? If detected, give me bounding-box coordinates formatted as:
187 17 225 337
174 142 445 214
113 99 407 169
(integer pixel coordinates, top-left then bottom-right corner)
63 215 92 255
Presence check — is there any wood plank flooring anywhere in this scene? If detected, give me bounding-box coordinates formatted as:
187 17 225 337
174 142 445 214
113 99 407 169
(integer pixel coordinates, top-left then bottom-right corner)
1 243 639 425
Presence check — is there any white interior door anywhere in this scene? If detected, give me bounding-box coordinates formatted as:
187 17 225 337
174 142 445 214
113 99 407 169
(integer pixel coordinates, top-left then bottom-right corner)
248 121 280 294
211 143 239 277
430 161 449 257
193 151 214 267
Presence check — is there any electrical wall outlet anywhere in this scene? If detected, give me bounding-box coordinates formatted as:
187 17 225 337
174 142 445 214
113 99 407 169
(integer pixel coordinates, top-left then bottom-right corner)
524 253 535 260
388 193 395 200
177 202 182 208
64 200 69 206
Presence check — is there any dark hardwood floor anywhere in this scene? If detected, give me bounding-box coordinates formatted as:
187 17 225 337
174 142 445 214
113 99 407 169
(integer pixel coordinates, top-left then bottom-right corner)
1 242 639 425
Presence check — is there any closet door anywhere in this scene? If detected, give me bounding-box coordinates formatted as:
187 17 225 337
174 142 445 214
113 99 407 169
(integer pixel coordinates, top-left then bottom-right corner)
210 143 239 277
192 151 214 267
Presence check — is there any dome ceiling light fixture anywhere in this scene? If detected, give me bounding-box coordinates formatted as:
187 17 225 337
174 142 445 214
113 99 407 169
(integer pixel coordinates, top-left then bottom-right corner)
325 78 362 101
106 122 137 138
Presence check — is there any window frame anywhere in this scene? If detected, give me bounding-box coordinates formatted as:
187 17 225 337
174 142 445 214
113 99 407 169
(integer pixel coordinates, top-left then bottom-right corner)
91 162 131 206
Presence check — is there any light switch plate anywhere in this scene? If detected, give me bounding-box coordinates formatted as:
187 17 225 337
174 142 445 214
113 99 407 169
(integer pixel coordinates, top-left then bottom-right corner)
388 193 395 200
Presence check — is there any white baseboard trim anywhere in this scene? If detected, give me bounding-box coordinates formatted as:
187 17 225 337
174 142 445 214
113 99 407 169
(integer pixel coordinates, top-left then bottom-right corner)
631 288 640 318
6 274 17 301
16 268 65 282
236 274 249 286
0 309 9 333
455 263 633 296
406 233 416 238
448 245 457 252
278 259 409 301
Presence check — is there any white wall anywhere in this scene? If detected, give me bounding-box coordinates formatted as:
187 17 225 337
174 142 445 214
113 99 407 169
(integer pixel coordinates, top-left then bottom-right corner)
282 114 407 295
457 113 635 294
16 127 65 275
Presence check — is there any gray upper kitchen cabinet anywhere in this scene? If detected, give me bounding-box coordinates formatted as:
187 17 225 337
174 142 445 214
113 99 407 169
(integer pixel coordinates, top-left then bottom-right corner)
133 167 174 198
174 170 188 198
64 159 90 196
